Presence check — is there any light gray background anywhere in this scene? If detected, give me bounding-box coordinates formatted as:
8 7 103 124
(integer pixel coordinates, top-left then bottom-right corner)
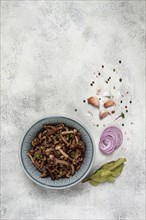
1 1 145 220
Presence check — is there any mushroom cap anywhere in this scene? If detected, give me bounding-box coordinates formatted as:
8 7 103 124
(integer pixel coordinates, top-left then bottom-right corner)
55 145 61 150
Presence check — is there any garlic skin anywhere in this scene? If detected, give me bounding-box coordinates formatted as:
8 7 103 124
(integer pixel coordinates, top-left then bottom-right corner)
96 89 111 98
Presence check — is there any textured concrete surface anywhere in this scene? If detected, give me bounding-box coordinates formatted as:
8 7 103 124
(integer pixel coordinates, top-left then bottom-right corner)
1 1 145 220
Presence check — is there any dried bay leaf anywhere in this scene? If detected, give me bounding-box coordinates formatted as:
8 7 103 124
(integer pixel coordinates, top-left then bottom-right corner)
82 158 126 186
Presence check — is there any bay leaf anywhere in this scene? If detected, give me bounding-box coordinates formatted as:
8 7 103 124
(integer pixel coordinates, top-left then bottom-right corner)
82 158 126 186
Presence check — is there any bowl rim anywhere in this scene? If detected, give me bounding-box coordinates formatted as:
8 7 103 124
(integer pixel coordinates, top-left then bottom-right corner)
19 115 95 189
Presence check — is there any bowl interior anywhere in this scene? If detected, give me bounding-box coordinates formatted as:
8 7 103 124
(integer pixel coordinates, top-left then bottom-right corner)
20 116 94 189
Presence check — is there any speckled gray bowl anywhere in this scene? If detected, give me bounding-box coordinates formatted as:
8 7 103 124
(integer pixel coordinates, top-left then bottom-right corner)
20 116 94 189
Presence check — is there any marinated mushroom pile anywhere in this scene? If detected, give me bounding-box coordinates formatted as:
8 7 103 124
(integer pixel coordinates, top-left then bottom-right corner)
27 124 86 180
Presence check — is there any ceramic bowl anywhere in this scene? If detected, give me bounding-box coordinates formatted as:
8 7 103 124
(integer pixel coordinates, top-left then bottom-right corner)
20 116 94 189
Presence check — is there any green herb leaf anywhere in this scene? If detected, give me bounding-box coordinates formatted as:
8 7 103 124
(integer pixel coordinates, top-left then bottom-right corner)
121 112 125 119
115 112 125 120
82 158 126 186
34 152 41 159
70 151 76 158
55 134 60 140
69 133 74 139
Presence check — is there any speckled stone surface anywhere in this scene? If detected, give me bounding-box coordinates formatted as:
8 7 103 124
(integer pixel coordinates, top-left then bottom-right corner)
1 1 145 220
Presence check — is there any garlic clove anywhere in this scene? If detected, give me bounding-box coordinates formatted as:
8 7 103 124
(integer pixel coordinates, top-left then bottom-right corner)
104 100 115 108
87 96 100 108
99 111 111 120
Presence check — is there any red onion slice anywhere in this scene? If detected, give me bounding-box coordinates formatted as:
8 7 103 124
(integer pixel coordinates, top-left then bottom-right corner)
99 126 123 154
103 126 123 148
99 136 116 154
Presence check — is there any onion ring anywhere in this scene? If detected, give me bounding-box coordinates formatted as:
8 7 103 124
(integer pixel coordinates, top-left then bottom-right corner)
99 126 123 154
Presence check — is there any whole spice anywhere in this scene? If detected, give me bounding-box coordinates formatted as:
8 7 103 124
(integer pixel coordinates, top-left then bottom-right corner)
82 158 126 186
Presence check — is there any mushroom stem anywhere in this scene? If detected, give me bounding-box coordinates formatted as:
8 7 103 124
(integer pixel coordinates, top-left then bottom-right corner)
71 164 75 175
32 138 40 147
59 149 69 158
55 158 71 167
41 171 48 178
70 139 76 149
55 145 72 160
40 160 45 169
45 148 53 155
61 131 74 135
34 160 42 172
75 136 79 145
60 133 70 145
47 167 55 180
27 152 35 164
